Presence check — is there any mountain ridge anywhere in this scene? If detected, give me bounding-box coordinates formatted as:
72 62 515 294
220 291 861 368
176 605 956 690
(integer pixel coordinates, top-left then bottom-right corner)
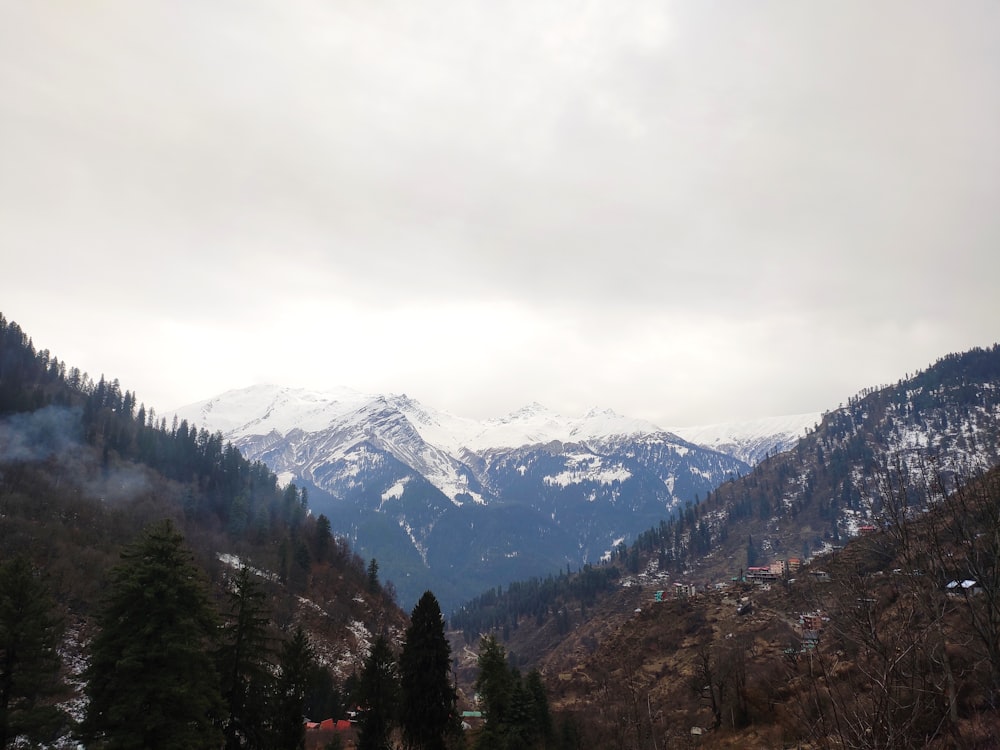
174 385 812 468
173 387 767 609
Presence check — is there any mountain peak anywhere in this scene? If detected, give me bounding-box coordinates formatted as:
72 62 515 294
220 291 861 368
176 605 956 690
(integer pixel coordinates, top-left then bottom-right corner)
583 406 619 419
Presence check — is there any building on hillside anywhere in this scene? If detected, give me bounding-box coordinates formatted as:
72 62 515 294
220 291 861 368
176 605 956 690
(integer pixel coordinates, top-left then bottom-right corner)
787 557 802 572
801 612 824 632
946 579 981 596
673 581 696 598
746 566 779 585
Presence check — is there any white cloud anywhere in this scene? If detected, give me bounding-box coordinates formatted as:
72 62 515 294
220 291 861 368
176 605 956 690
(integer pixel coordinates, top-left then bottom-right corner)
1 0 998 425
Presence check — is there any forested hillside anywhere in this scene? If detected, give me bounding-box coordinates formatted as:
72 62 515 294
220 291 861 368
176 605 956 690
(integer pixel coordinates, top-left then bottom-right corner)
453 461 1000 748
449 344 1000 746
623 345 1000 581
453 345 1000 636
0 313 409 747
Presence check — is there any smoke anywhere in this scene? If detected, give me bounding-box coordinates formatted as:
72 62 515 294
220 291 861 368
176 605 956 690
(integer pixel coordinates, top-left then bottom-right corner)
0 405 83 463
84 464 152 504
0 405 154 504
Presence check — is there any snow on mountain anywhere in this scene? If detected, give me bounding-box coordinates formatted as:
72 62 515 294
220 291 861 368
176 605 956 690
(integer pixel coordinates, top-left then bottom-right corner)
462 403 665 451
669 412 822 465
176 384 374 437
172 386 808 502
172 385 761 609
174 388 669 468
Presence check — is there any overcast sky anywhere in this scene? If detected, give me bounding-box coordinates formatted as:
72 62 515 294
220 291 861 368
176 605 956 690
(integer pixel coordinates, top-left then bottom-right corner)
2 1 998 426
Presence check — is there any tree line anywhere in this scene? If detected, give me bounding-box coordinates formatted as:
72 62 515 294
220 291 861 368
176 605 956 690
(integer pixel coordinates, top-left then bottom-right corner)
1 313 373 612
450 564 619 646
1 519 335 748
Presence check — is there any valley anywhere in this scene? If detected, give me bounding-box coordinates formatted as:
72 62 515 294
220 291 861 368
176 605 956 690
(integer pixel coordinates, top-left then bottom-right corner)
3 311 1000 748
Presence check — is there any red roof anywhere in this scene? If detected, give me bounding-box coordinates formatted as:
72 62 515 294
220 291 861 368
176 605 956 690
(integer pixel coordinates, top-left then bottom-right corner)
312 718 352 732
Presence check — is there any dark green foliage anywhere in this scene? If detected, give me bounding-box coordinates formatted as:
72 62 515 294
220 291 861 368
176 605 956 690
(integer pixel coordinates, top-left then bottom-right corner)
0 313 322 568
356 633 398 750
0 556 66 748
0 313 394 747
474 635 512 750
315 514 333 562
303 665 344 725
367 558 380 594
474 636 551 750
217 567 275 750
272 626 315 750
525 669 552 745
554 714 582 750
399 591 456 750
81 520 223 750
451 565 618 645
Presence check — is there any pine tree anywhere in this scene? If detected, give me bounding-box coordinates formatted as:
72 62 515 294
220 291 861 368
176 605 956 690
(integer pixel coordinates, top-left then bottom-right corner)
314 515 332 562
474 635 513 750
217 567 275 750
399 591 456 750
525 669 552 748
0 557 66 748
81 520 223 749
271 626 314 750
356 633 398 750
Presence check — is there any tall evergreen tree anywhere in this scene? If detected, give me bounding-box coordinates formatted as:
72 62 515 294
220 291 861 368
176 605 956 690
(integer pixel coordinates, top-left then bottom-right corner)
217 567 275 750
399 591 456 750
271 626 314 750
81 520 223 750
314 515 332 563
0 557 66 748
474 637 551 750
525 669 553 748
356 633 399 750
474 635 513 750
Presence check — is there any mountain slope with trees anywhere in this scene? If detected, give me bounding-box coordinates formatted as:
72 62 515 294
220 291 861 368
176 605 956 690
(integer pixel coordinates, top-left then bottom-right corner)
449 344 1000 746
522 464 1000 748
0 313 410 747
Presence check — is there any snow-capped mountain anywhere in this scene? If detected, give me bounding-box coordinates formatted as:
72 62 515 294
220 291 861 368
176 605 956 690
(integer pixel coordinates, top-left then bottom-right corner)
670 412 822 465
173 387 759 608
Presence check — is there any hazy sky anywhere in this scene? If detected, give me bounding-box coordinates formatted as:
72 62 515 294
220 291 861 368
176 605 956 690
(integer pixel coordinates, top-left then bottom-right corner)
2 1 998 426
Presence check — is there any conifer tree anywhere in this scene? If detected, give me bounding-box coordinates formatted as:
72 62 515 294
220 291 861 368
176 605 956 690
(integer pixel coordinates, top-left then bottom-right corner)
0 556 66 748
474 637 552 750
399 591 456 750
217 567 275 750
314 515 332 562
525 669 553 747
81 520 223 749
271 626 314 750
474 635 513 750
356 633 399 750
